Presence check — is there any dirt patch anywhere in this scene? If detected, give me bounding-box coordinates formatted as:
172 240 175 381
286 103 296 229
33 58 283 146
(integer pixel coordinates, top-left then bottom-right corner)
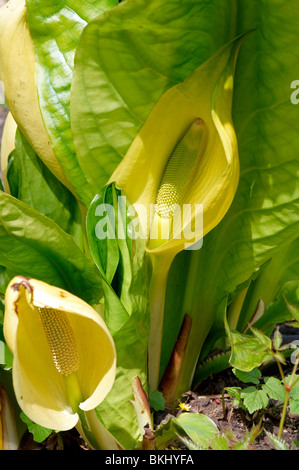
154 363 299 451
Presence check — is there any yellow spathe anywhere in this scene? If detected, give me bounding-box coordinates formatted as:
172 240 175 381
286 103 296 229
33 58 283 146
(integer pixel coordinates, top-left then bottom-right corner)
110 37 244 389
110 39 242 259
4 276 116 431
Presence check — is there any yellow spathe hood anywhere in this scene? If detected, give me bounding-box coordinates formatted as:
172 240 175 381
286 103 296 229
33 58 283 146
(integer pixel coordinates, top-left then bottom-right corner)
4 276 116 431
109 37 243 258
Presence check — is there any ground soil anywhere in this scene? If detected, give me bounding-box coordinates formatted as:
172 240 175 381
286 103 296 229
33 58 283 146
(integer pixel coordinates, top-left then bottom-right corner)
155 367 299 451
153 323 299 451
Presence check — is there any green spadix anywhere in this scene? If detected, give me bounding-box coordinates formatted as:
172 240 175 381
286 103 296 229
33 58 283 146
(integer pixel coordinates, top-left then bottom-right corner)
156 118 206 219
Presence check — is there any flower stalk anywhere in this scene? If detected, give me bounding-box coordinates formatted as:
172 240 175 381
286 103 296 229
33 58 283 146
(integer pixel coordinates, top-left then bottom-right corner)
147 253 174 390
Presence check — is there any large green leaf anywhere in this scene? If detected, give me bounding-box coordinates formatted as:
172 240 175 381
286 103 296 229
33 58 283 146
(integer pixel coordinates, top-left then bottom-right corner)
26 0 118 205
0 191 102 303
87 183 149 449
161 0 299 396
7 129 83 248
70 0 235 195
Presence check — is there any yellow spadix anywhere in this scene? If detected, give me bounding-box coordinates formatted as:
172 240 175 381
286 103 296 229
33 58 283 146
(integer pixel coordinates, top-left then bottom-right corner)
109 37 244 389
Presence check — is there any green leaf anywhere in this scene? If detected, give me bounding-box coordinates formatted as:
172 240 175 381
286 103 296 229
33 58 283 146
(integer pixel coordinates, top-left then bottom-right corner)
20 412 52 443
262 377 285 402
193 350 231 385
210 434 229 451
225 386 242 402
264 430 289 451
287 375 299 414
0 267 12 297
154 412 218 450
95 312 149 449
88 187 128 334
71 0 235 194
284 296 299 322
250 326 273 348
87 183 148 334
232 433 254 451
232 367 261 385
272 328 283 351
7 129 83 247
87 183 150 449
26 0 118 205
0 340 13 370
0 191 102 303
287 375 299 395
178 435 204 451
226 326 273 372
289 399 299 415
149 388 165 412
240 386 269 414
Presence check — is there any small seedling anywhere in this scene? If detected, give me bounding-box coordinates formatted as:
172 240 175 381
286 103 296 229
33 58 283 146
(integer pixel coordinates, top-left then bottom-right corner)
223 323 299 447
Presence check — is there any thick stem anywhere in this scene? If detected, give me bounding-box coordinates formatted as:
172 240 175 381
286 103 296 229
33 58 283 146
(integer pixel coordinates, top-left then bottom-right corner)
147 252 174 391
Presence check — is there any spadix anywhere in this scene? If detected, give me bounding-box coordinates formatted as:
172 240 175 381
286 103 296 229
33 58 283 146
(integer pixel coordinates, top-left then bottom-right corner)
38 307 80 376
156 118 206 219
149 118 206 251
